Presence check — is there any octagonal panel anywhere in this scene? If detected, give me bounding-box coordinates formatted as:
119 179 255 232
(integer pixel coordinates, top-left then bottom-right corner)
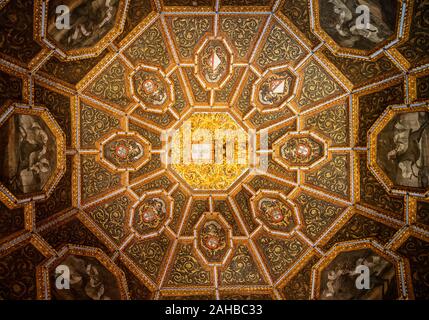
195 38 233 90
368 105 429 197
2 1 426 300
194 212 233 265
273 131 328 170
251 192 299 235
99 131 151 172
169 111 251 192
130 191 172 237
0 103 66 207
312 242 406 300
252 66 298 112
35 0 128 60
312 0 403 57
37 245 129 300
130 67 174 112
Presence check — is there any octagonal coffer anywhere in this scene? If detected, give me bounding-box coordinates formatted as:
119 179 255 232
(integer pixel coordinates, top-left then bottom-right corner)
313 0 402 57
369 107 429 197
312 244 405 300
195 38 233 90
195 212 232 265
251 192 299 235
38 245 129 300
0 104 66 207
35 0 128 59
131 192 172 237
273 132 328 170
130 67 174 112
252 67 298 112
169 112 252 192
100 132 151 171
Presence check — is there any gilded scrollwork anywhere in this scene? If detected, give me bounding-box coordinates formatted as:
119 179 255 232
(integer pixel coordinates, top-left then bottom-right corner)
1 2 428 300
0 0 42 65
124 22 171 69
282 256 320 300
397 0 429 68
170 112 248 191
129 122 161 149
170 16 212 60
132 108 174 129
267 155 297 181
397 236 429 299
417 201 429 227
303 103 349 147
129 153 162 182
80 103 121 149
305 154 350 199
183 67 209 103
169 71 188 115
236 71 257 117
358 154 405 219
133 197 167 235
249 108 293 129
321 48 399 87
125 234 171 282
214 200 243 236
86 60 131 109
280 0 320 46
356 83 404 146
279 135 324 167
167 244 211 286
34 85 72 146
40 52 108 86
215 67 245 103
0 244 45 299
297 60 344 110
248 176 293 194
182 199 210 236
220 17 263 59
114 0 153 45
87 195 130 244
295 193 345 241
256 197 296 233
0 70 22 106
220 245 266 286
197 40 230 88
81 155 121 201
133 175 173 195
322 213 397 250
256 23 305 69
234 189 258 233
256 235 306 281
40 218 110 252
416 74 429 101
0 203 24 241
170 189 188 234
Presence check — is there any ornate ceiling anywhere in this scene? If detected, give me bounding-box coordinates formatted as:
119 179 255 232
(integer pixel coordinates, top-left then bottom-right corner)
0 0 428 300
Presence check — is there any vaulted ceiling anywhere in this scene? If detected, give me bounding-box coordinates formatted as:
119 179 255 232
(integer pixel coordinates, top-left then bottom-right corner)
0 0 428 300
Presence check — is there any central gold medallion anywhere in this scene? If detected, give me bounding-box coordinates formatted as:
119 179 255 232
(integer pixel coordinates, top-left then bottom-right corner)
170 112 250 191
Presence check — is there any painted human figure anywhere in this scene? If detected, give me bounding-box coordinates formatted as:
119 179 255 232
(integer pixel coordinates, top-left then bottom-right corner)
327 0 393 48
388 113 429 185
10 119 50 193
65 0 116 47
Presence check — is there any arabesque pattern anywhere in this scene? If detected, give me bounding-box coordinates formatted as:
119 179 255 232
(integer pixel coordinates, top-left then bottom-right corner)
0 0 428 301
